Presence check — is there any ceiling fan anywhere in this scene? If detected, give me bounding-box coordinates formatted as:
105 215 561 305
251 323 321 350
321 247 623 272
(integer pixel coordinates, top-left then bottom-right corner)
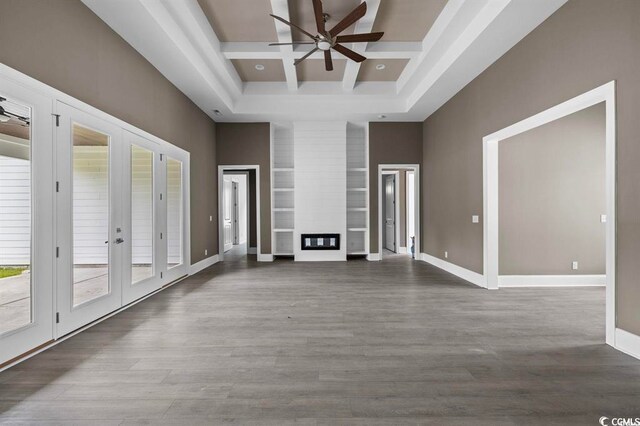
269 0 384 71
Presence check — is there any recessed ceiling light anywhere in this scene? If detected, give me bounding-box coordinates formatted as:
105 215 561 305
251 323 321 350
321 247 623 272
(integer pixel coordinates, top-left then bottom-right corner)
378 114 387 119
375 64 386 71
255 64 265 71
213 109 223 116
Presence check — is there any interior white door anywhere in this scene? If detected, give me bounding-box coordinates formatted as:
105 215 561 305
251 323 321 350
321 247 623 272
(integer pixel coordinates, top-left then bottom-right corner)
223 176 233 252
0 79 55 365
232 181 239 245
55 102 124 337
384 174 396 252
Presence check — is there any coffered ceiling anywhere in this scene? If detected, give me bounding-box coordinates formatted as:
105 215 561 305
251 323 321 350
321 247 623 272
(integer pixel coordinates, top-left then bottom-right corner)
82 0 567 122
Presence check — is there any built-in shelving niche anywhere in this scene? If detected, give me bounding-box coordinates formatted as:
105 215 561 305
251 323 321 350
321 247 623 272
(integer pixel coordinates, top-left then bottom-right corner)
271 123 295 256
346 123 369 256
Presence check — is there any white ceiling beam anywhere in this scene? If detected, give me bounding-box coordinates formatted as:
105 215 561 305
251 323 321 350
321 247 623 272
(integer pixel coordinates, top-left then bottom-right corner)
221 42 422 60
341 0 381 92
270 0 298 91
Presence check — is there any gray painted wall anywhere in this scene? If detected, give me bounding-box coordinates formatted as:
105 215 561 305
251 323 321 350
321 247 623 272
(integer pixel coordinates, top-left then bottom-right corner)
422 0 640 335
499 103 606 275
369 123 422 254
216 123 272 255
0 0 218 263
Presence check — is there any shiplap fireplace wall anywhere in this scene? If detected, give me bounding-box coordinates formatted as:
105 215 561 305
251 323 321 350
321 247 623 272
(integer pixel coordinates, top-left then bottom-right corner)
271 122 368 262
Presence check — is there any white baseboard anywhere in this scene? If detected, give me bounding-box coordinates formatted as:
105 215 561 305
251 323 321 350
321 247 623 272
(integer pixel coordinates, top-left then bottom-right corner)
247 247 257 254
420 253 486 288
397 247 407 254
189 254 219 275
367 253 380 261
499 274 606 287
258 254 274 262
615 328 640 361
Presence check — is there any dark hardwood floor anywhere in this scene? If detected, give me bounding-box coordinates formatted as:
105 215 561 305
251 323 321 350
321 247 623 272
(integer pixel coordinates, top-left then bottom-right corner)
1 250 639 424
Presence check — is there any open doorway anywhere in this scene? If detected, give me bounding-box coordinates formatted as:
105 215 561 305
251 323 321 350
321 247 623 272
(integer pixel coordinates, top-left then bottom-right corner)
218 166 260 262
483 81 616 346
378 165 420 260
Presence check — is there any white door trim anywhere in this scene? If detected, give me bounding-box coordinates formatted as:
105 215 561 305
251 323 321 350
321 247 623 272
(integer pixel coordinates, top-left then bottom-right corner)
377 165 420 261
381 171 400 254
218 165 263 262
482 81 616 346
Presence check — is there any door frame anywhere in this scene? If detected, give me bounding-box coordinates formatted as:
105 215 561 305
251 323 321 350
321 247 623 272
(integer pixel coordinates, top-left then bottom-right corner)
381 171 400 254
482 81 616 346
218 165 262 262
225 171 251 249
406 170 415 254
377 165 421 261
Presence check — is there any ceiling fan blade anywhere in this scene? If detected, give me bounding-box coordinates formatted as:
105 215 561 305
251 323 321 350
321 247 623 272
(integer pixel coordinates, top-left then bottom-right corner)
329 2 367 37
332 44 366 63
312 0 326 35
324 50 334 71
270 14 317 41
269 42 316 46
336 32 384 43
294 47 319 66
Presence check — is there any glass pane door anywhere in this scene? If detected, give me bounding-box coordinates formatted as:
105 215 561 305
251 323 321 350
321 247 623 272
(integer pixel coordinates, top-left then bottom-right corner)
122 132 161 305
55 102 123 337
0 80 54 366
72 124 110 307
0 98 33 335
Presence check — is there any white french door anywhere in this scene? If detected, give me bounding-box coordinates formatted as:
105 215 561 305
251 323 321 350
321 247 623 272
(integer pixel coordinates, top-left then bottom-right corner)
1 68 190 364
55 102 124 336
121 131 163 304
0 78 55 364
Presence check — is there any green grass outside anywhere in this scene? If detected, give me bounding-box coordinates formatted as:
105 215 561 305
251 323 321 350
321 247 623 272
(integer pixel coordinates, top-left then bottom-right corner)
0 267 27 279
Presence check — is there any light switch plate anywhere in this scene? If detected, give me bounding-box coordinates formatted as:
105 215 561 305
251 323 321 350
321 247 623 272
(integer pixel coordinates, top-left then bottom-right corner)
210 215 213 222
445 251 448 259
600 214 607 223
572 261 579 270
472 215 480 223
205 249 208 256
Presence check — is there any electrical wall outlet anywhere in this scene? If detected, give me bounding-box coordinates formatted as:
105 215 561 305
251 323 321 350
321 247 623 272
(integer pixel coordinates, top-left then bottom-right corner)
601 214 607 223
472 215 480 223
445 251 448 259
572 261 579 270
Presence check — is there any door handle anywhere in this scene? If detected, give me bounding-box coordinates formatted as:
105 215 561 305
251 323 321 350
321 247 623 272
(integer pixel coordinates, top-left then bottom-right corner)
115 238 124 244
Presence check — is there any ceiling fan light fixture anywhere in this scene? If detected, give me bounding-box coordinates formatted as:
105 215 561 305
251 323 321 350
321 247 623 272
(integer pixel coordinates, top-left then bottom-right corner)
375 64 386 71
0 106 11 123
255 64 265 71
317 40 331 51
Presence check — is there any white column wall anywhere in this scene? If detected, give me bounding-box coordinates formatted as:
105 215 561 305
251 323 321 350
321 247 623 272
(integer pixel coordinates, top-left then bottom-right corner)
293 122 347 262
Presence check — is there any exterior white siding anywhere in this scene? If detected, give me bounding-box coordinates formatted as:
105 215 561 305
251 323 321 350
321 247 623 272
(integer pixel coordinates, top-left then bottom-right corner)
0 155 31 265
